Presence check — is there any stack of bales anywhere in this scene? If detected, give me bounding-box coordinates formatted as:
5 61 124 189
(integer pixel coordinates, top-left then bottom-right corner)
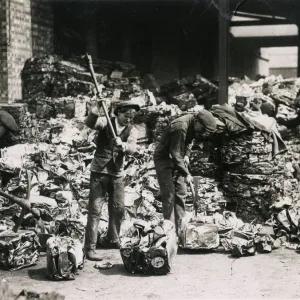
220 131 276 222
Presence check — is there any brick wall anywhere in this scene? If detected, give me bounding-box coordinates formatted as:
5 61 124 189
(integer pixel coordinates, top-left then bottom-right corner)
0 0 53 104
7 0 33 103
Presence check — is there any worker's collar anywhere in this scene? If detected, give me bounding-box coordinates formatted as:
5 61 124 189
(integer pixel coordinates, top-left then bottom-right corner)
115 118 126 135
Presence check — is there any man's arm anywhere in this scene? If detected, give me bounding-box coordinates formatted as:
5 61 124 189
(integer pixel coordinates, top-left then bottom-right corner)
123 127 138 154
85 110 107 130
170 129 190 176
184 140 194 157
183 140 194 166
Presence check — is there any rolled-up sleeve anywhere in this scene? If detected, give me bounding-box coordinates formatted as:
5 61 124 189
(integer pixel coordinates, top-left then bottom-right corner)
125 127 138 154
170 129 190 176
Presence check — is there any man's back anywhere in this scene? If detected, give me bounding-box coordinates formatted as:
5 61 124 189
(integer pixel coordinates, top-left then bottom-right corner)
154 114 194 160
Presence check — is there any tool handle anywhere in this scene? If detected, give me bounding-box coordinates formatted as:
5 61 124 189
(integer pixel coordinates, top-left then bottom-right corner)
184 161 198 216
101 103 117 139
85 53 117 139
0 190 40 218
86 54 102 97
189 180 198 215
189 181 196 199
13 170 33 232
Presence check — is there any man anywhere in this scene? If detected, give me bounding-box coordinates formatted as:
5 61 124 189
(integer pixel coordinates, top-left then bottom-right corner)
0 110 18 148
84 99 140 261
153 110 217 234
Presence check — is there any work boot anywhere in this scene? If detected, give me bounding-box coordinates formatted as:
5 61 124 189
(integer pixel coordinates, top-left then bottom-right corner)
85 250 103 261
100 239 121 249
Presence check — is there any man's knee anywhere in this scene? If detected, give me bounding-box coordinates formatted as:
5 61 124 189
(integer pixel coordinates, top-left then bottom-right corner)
89 198 103 217
160 185 175 203
113 202 125 218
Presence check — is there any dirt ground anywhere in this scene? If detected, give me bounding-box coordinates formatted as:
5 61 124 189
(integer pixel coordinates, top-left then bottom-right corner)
1 247 300 300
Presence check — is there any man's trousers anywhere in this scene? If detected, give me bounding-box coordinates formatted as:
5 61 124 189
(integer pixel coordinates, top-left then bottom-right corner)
84 172 125 250
154 159 187 234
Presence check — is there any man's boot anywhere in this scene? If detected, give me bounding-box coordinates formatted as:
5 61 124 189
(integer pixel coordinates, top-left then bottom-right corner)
86 250 103 261
100 238 121 249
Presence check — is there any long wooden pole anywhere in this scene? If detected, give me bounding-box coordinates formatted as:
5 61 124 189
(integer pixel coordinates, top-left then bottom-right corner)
86 53 117 139
0 190 40 218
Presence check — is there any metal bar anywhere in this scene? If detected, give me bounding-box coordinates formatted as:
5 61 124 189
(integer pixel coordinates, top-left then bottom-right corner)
234 36 297 48
218 0 230 105
233 11 286 21
231 20 291 26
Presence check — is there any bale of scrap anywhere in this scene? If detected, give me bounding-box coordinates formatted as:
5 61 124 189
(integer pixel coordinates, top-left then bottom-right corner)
81 58 137 77
220 131 276 222
134 104 182 142
276 104 298 122
185 175 224 214
120 220 177 275
22 55 59 100
189 141 222 178
46 236 85 281
274 125 300 205
0 230 40 270
270 78 300 107
179 223 220 250
160 75 218 109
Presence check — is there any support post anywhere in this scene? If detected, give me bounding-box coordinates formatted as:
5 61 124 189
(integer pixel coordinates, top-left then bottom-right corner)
298 25 300 77
218 0 230 105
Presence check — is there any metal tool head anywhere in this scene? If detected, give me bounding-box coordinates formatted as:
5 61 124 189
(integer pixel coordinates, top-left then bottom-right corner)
85 53 92 65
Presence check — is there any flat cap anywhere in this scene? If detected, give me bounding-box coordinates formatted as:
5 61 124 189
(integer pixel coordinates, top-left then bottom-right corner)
114 99 141 115
0 110 18 132
195 109 217 133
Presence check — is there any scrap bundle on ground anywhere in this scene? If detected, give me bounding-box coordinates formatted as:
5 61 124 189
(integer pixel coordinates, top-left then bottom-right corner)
120 220 177 275
0 230 40 270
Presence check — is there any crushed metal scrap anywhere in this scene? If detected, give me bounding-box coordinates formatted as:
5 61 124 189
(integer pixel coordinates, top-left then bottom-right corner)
1 56 300 275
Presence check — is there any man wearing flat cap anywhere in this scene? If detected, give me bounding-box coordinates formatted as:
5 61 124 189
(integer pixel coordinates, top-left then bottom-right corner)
0 110 19 146
154 110 217 234
84 99 140 261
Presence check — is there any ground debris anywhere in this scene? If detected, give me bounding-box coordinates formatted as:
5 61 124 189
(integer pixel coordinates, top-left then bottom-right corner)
0 279 65 300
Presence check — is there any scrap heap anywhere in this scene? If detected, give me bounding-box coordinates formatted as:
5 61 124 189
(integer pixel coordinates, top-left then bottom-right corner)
227 75 300 208
1 55 300 271
159 74 219 110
